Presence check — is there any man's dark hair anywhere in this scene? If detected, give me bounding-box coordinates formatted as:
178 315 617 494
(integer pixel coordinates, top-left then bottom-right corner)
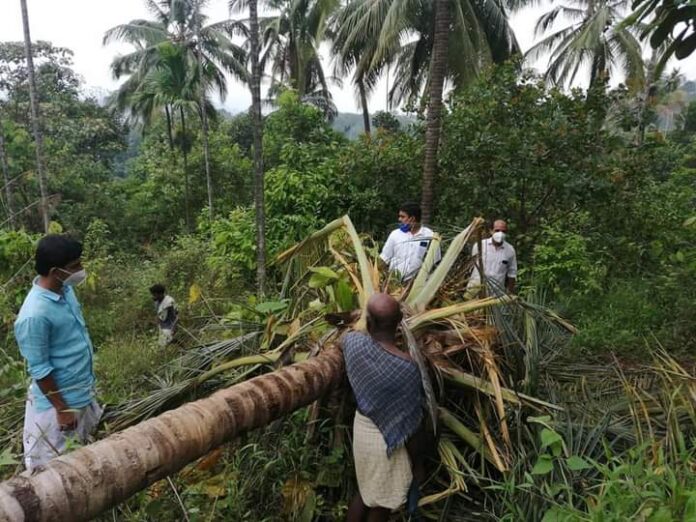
149 284 166 295
399 201 421 222
35 235 83 276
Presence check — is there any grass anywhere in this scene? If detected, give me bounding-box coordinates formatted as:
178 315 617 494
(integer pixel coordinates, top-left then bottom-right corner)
95 332 180 406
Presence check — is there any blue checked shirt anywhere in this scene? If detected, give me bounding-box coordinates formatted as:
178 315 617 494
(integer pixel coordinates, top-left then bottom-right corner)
342 331 423 456
14 278 96 411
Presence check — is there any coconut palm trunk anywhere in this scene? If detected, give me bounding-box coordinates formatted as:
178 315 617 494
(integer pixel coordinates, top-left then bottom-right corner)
179 106 192 231
165 105 175 150
420 0 449 225
0 348 344 522
249 0 267 296
198 92 214 221
20 0 49 232
194 7 214 221
0 116 15 229
358 78 371 135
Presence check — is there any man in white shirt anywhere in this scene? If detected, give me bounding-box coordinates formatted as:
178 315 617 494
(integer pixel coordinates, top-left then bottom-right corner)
467 219 517 296
380 202 441 281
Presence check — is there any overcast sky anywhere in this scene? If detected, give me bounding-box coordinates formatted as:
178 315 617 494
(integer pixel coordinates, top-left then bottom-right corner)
1 0 694 114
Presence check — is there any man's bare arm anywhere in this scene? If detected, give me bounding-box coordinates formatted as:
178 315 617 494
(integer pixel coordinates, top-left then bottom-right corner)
405 423 427 483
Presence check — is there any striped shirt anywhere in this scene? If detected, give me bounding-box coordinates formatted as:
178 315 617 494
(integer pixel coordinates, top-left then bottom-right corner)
342 331 423 456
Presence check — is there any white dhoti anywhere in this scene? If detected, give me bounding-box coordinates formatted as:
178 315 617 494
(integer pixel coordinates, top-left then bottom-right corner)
23 392 102 471
158 327 174 347
353 411 412 510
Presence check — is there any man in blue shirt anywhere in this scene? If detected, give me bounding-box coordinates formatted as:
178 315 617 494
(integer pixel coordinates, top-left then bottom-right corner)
15 234 101 470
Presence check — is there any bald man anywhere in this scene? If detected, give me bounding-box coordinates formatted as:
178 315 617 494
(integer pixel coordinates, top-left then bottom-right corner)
342 294 425 522
467 219 518 295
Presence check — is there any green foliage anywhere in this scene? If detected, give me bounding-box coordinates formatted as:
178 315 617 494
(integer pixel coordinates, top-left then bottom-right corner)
530 217 606 296
371 111 401 133
331 131 423 236
682 101 696 133
263 90 343 168
0 229 36 335
439 64 610 243
207 207 257 279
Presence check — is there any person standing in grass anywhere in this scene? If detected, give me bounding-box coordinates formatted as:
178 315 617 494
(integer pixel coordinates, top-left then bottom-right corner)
149 284 178 346
467 219 518 296
15 234 102 471
380 202 441 281
343 293 426 522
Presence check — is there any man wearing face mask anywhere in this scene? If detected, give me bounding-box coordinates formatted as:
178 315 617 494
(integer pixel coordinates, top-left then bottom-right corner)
380 202 441 281
467 219 518 296
14 234 101 470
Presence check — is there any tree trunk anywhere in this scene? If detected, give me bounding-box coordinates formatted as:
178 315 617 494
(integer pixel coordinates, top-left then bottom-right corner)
0 348 344 522
636 50 657 146
20 0 49 233
180 106 191 232
165 105 174 150
249 0 266 297
195 26 214 221
359 79 371 135
0 115 15 229
420 0 449 225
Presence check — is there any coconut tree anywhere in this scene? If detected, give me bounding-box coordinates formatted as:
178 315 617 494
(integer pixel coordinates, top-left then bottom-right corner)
333 0 519 222
193 0 214 219
421 0 450 224
260 0 339 97
0 348 345 521
105 0 247 221
331 1 387 134
232 0 267 296
19 0 49 232
526 0 645 90
0 215 577 519
125 42 220 229
334 0 519 109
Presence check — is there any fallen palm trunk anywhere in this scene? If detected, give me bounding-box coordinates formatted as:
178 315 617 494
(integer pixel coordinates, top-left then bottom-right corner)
0 347 344 522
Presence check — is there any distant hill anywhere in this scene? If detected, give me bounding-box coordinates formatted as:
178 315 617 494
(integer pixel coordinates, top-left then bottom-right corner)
332 113 416 139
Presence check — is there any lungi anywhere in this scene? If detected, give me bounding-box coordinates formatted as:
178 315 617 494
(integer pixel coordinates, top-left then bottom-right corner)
353 410 412 510
23 391 102 471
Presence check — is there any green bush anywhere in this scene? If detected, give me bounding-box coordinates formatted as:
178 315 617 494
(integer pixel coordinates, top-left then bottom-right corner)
529 219 606 297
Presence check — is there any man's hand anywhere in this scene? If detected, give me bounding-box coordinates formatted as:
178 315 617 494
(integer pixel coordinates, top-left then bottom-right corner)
36 374 77 430
56 409 78 431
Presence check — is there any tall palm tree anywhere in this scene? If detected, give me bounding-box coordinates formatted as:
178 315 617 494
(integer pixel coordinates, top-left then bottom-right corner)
334 0 519 109
19 0 49 232
526 0 645 90
105 0 246 221
232 0 267 296
334 0 519 221
125 42 218 229
193 0 214 220
331 3 386 134
259 0 339 98
421 0 450 224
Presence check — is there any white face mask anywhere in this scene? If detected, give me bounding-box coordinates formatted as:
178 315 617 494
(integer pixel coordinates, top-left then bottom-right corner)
58 268 87 287
492 231 506 244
